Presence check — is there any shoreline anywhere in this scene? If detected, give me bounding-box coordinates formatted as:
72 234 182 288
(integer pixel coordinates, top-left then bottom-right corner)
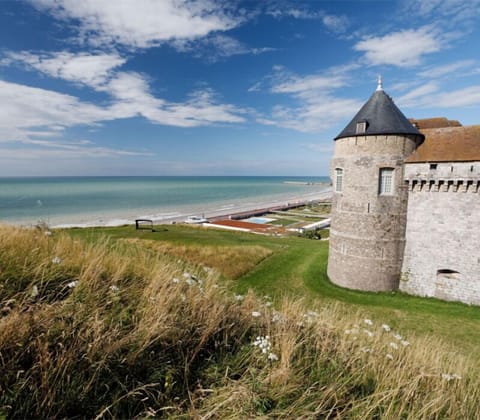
5 188 332 229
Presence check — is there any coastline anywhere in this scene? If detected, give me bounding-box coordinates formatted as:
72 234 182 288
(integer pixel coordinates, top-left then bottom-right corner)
24 188 333 229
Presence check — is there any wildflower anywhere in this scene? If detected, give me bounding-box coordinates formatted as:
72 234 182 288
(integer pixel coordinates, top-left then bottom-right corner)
234 294 244 302
344 329 352 335
172 278 180 284
401 340 410 347
306 310 319 317
109 285 120 293
67 281 78 289
51 256 62 264
180 294 186 302
364 319 373 326
272 312 282 323
251 311 261 318
31 285 39 298
390 342 399 350
183 272 191 278
44 231 52 236
382 324 391 332
252 336 271 354
361 347 372 353
267 352 279 361
386 353 394 360
185 278 196 286
393 333 402 341
441 373 461 382
265 301 272 307
363 329 374 338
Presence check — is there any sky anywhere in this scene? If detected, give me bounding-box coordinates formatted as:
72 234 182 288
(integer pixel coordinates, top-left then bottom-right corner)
0 0 479 177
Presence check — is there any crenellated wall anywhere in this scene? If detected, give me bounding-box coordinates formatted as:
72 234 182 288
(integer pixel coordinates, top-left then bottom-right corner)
400 162 480 304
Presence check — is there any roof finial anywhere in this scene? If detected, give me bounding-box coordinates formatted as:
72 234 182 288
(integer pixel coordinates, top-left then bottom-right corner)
376 75 383 91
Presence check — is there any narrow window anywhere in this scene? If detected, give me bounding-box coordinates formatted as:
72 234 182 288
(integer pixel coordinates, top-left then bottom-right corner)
379 168 394 195
335 168 343 193
429 163 437 170
356 120 368 134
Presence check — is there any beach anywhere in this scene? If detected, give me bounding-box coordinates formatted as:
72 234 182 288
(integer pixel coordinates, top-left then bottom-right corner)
0 176 332 228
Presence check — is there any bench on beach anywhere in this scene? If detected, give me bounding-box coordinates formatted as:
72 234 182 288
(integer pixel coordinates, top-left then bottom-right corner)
135 219 154 232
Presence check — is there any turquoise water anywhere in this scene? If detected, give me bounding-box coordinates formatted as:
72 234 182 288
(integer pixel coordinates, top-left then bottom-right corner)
0 176 330 226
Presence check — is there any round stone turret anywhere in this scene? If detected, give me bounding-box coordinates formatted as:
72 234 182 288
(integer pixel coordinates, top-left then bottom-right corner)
327 81 424 291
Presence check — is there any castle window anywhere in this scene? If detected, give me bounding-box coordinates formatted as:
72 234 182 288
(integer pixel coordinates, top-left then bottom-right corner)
430 163 437 170
356 120 368 134
379 168 394 195
335 168 343 193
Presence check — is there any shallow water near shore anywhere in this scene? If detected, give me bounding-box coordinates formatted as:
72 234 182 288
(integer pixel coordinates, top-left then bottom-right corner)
0 176 330 227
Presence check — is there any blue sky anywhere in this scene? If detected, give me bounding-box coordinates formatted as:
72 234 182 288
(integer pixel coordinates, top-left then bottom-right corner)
0 0 479 176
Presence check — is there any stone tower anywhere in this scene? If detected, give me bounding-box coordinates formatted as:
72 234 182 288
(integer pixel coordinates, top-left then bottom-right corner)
327 78 424 291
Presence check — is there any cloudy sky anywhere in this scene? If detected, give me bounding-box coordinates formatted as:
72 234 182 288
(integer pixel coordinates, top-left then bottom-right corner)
1 0 479 176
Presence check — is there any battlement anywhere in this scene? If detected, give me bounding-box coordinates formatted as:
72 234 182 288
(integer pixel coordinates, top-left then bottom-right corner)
405 178 480 193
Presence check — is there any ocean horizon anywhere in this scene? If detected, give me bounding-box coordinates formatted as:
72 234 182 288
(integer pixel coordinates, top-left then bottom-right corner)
0 176 331 227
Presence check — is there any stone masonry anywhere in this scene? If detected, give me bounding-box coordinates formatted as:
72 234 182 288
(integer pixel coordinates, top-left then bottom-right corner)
400 162 480 304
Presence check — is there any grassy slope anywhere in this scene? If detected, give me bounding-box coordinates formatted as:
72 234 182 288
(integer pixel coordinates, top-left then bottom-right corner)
68 224 480 360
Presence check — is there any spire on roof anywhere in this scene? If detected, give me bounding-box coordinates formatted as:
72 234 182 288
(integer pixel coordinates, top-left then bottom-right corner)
376 75 383 91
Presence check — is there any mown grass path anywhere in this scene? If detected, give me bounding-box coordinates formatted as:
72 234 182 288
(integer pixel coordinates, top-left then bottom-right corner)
67 224 480 360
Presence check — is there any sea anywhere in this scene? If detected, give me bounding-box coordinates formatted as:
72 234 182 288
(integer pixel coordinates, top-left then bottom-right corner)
0 176 331 227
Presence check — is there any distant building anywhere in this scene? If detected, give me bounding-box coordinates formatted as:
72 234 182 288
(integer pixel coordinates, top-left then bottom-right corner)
328 78 480 305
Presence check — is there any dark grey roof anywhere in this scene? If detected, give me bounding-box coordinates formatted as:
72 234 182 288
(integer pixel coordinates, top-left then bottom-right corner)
335 89 424 140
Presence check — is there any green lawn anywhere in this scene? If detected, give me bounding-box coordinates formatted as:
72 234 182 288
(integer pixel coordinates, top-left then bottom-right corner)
66 224 480 360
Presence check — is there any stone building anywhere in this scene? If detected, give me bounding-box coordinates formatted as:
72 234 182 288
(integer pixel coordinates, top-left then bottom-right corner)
328 79 480 305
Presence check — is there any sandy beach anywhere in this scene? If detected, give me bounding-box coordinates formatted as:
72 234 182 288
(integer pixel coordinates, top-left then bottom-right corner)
50 188 332 229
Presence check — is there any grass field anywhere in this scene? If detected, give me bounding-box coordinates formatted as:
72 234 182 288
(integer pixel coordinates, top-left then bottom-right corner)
67 223 480 360
2 223 479 418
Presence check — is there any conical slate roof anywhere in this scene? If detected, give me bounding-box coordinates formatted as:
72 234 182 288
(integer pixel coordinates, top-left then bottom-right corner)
335 85 423 140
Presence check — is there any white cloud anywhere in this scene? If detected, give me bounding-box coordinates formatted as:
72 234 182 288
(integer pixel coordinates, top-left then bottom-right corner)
266 7 348 33
0 74 246 146
254 67 361 133
354 26 441 67
3 51 126 88
30 0 243 49
403 0 480 21
397 83 480 108
418 59 476 78
172 34 276 62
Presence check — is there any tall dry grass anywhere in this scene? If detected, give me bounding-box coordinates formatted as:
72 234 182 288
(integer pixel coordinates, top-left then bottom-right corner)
0 225 479 418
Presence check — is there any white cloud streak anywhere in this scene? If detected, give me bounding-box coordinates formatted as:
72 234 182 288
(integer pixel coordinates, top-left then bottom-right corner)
3 51 126 88
354 26 441 67
397 83 480 108
29 0 243 49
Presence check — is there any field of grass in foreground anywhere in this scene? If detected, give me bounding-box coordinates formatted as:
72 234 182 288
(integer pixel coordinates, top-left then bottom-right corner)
68 224 480 360
1 224 480 418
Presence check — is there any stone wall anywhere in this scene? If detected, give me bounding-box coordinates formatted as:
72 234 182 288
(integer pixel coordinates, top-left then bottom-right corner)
400 162 480 304
328 134 422 291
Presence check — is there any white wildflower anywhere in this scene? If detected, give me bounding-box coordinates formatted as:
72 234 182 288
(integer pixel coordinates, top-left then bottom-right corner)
363 329 374 338
401 340 410 347
185 278 196 286
382 324 391 332
386 353 394 360
344 329 352 335
364 319 373 326
44 231 52 236
251 311 261 318
272 312 282 323
67 281 78 289
172 278 180 284
234 294 244 302
31 285 39 298
109 285 120 293
452 374 462 380
51 256 62 264
252 336 272 354
265 301 272 307
441 373 461 382
267 352 279 361
393 333 402 341
183 272 191 279
361 347 372 353
390 342 399 350
180 294 186 302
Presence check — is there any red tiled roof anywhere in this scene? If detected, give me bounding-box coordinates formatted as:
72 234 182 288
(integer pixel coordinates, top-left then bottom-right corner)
405 125 480 163
409 117 462 130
